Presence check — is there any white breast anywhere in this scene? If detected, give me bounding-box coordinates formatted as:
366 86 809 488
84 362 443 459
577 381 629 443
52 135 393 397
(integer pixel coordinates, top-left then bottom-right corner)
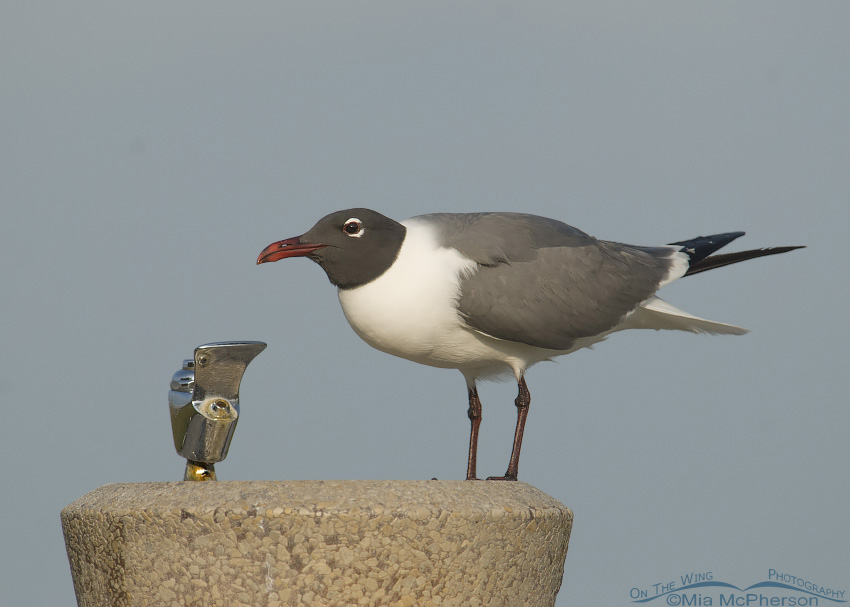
336 219 553 379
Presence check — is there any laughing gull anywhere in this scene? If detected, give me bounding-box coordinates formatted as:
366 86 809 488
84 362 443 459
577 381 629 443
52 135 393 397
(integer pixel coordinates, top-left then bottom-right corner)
257 209 802 480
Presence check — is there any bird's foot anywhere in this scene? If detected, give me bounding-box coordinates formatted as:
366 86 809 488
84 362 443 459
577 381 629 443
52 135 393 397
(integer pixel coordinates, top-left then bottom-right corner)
486 475 518 481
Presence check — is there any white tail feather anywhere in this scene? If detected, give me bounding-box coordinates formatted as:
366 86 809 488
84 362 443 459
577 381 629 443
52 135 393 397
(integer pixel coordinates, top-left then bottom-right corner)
621 296 749 335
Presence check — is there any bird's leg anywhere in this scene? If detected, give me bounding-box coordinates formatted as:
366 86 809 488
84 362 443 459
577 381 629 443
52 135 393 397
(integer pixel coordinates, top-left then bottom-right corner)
465 386 483 481
487 375 530 481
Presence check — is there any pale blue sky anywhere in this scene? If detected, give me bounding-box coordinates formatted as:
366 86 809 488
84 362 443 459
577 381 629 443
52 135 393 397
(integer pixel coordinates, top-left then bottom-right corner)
2 2 848 605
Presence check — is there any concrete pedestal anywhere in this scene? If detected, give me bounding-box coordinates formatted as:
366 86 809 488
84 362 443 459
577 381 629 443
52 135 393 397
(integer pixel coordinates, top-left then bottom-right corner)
62 480 572 607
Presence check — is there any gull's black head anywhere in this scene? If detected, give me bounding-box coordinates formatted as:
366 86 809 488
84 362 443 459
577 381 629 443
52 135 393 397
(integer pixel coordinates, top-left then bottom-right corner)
257 208 406 289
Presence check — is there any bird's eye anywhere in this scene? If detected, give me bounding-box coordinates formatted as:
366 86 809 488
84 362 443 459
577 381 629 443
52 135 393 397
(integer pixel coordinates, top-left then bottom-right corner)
342 218 364 238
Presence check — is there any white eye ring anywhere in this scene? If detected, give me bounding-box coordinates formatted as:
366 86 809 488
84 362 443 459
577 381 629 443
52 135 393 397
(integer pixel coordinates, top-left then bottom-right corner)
342 217 364 238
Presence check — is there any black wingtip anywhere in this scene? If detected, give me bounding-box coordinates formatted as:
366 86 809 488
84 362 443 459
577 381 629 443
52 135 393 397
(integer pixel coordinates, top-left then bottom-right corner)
683 245 805 276
668 231 747 265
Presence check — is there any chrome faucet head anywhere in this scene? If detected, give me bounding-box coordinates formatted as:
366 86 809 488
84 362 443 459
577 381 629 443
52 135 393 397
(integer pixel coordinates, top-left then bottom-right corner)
168 341 266 480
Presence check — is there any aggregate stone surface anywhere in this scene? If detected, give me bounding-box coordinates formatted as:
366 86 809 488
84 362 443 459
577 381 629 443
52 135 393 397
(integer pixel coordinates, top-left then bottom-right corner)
62 481 572 607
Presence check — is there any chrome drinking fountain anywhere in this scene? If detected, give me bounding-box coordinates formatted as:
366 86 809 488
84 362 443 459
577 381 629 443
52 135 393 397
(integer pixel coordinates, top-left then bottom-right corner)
168 341 266 480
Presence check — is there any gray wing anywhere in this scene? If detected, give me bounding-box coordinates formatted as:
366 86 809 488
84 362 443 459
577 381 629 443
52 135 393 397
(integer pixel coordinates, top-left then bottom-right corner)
422 213 675 351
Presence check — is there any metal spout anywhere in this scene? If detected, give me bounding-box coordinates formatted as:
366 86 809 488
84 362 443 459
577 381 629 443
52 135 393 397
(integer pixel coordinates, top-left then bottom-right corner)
168 341 266 480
